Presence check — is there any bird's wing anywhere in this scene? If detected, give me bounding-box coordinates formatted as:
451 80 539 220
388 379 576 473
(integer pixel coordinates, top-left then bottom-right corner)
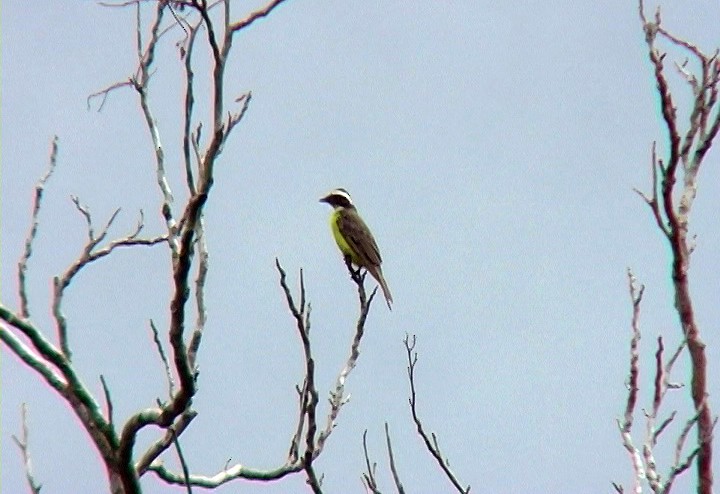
338 209 383 266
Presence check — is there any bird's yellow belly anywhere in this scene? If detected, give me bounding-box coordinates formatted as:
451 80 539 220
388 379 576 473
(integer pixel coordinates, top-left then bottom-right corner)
330 212 360 264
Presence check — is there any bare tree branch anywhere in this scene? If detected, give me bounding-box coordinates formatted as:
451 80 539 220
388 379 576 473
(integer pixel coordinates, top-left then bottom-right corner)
0 321 67 393
12 404 43 494
229 0 288 33
53 204 167 358
135 409 198 476
181 19 201 196
6 1 294 492
150 319 175 396
385 423 405 494
633 142 671 238
637 3 717 492
100 374 115 427
1 155 125 490
170 427 192 494
148 461 302 487
87 80 134 112
18 136 58 319
361 429 382 494
274 260 322 490
404 335 470 494
617 269 704 494
317 266 377 453
289 379 309 463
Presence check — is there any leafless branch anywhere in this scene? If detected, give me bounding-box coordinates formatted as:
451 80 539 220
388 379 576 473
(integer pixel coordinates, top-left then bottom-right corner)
289 379 309 463
655 411 677 444
404 334 470 494
87 80 134 111
361 430 382 494
317 262 377 453
2 157 126 491
181 19 201 196
155 247 375 490
633 142 670 238
0 316 115 471
53 204 166 358
274 260 322 490
621 269 643 435
18 136 58 319
148 461 302 487
665 406 718 492
131 2 180 255
0 321 67 393
225 91 252 137
187 218 208 370
229 0 288 32
12 404 43 494
6 1 294 492
135 409 197 476
150 319 175 396
385 423 405 494
637 3 716 492
100 374 115 426
122 0 292 488
170 428 192 494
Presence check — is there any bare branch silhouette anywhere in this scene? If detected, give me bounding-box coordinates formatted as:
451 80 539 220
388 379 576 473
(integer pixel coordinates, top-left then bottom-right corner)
11 404 42 494
18 137 58 319
628 2 720 492
404 335 470 494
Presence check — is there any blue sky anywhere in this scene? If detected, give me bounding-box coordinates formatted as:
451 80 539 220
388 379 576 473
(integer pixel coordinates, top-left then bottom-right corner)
2 1 720 493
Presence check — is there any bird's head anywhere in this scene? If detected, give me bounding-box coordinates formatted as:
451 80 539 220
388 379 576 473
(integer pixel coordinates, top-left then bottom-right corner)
319 188 355 210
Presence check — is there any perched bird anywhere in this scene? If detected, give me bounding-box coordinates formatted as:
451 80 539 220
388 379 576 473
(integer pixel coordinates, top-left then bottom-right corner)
320 188 393 310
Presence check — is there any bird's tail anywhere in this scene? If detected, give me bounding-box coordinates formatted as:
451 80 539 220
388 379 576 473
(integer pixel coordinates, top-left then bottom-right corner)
369 266 393 310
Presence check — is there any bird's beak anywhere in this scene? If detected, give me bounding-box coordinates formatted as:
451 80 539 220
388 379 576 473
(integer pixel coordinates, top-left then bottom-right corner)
319 195 329 204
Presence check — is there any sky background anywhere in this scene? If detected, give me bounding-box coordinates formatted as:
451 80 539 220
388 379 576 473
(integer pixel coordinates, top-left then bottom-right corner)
2 1 720 493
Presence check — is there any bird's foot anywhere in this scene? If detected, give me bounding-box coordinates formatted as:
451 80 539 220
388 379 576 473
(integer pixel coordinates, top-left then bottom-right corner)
344 255 364 283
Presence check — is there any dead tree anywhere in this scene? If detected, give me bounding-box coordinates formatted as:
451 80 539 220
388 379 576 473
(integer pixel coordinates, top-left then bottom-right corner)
2 2 379 492
616 2 719 493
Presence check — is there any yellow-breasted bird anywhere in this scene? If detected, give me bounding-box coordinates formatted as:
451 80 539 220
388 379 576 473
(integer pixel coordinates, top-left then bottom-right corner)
320 188 393 310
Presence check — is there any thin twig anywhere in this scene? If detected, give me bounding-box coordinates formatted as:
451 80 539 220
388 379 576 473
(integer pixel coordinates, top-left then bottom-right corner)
181 19 201 196
385 423 405 494
362 429 381 494
274 260 321 489
12 404 43 494
135 410 197 475
633 142 671 238
288 379 309 463
151 319 175 396
53 205 167 358
229 0 288 32
617 269 646 492
170 428 192 494
87 80 134 112
404 335 470 494
317 264 377 453
100 374 115 426
18 137 58 318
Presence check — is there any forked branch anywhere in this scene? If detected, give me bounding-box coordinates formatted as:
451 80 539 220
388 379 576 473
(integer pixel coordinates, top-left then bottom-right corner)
12 404 43 494
404 335 470 494
636 2 717 492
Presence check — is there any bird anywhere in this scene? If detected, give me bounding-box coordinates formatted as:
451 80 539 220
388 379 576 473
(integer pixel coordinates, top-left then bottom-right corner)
320 188 393 310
